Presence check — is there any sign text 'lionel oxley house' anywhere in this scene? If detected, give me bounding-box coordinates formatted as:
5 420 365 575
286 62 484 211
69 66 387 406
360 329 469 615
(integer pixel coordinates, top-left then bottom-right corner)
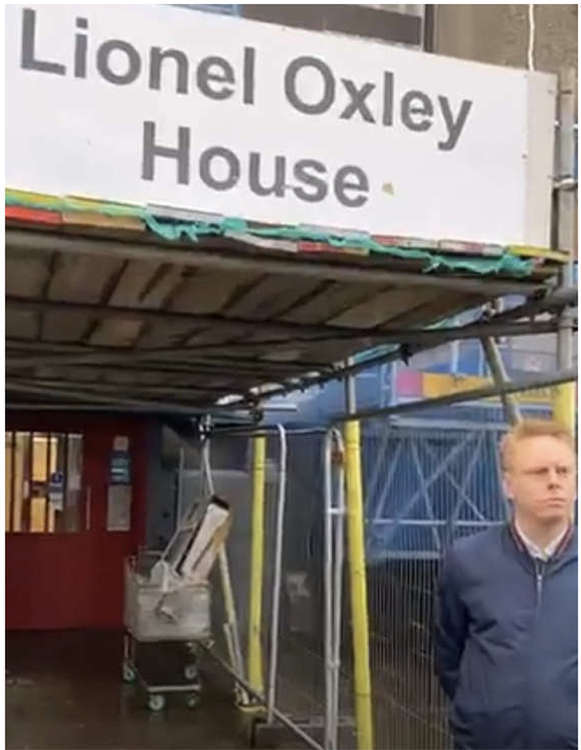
7 5 556 246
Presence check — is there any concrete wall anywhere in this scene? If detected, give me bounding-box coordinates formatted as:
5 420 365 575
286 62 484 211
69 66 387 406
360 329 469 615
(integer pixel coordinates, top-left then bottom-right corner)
434 4 577 79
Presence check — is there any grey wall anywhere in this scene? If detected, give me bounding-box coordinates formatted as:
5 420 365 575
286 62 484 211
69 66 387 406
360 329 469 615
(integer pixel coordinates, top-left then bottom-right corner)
144 420 176 550
434 4 577 79
239 4 422 46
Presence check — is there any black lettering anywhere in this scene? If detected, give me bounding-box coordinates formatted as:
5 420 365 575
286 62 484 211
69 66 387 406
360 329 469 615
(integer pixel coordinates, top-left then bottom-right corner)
243 46 255 105
197 56 234 100
249 153 286 197
97 40 141 85
285 56 335 115
199 147 240 191
438 97 473 151
340 79 376 123
401 90 433 132
21 8 65 75
74 17 88 78
149 47 189 94
334 166 369 208
142 121 190 185
382 71 394 126
293 159 328 203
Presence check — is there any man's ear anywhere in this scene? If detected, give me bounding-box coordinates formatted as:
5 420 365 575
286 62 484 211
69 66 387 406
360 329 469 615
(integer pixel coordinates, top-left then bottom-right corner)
502 473 513 500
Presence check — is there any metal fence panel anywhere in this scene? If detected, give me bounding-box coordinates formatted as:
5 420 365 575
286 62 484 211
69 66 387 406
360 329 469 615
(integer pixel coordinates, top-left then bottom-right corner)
170 418 509 750
359 420 508 750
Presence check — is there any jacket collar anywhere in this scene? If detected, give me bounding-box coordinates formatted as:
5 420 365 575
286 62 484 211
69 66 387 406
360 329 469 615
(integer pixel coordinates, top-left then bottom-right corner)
508 518 577 564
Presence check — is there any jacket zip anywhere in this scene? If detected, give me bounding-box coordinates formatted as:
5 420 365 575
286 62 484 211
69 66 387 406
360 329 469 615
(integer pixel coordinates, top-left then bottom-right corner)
534 559 545 611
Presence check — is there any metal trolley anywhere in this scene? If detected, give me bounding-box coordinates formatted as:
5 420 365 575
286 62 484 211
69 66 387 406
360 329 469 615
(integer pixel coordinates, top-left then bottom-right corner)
122 550 211 711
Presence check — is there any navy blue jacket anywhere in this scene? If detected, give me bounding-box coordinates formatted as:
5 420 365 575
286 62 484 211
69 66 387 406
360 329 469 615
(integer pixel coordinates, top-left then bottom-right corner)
435 523 577 750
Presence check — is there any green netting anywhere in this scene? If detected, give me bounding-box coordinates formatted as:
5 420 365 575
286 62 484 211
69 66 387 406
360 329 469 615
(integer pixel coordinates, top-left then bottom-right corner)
6 193 534 278
143 215 533 276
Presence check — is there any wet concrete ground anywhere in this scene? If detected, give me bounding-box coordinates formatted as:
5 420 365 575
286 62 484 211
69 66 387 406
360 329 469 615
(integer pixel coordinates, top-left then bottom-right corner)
5 630 275 750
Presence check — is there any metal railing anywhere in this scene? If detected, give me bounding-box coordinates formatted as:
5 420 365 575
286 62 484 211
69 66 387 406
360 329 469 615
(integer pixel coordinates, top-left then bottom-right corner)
171 415 515 750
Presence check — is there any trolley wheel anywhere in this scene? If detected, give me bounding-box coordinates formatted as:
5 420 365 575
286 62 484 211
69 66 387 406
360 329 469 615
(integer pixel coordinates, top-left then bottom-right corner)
184 663 199 681
185 692 201 709
122 662 136 684
147 694 166 712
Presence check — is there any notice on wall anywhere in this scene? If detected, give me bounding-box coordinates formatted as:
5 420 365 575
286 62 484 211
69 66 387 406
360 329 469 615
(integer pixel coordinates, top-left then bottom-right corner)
6 5 556 246
107 485 132 532
48 470 65 511
107 435 132 531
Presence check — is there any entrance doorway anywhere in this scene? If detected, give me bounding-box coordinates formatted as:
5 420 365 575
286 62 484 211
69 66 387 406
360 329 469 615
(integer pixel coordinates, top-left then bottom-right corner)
5 413 148 630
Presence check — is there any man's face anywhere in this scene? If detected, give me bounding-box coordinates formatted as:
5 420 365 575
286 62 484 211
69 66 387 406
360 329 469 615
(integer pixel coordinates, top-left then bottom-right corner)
503 435 577 525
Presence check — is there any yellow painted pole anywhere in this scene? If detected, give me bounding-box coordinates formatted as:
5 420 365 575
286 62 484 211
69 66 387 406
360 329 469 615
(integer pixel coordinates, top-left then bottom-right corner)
553 383 575 436
248 435 266 695
344 418 374 750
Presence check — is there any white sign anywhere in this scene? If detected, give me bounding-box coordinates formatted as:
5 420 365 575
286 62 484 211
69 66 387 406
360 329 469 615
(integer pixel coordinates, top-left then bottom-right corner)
6 5 557 246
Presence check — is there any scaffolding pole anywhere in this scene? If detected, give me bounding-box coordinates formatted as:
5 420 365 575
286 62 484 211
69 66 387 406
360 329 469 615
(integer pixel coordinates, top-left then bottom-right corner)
248 435 266 697
553 68 577 436
333 368 576 424
481 337 521 425
344 366 374 750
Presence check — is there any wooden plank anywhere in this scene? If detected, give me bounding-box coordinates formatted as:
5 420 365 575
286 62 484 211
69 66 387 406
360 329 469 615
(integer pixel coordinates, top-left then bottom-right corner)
385 292 484 330
121 268 241 349
62 211 145 233
5 206 62 226
177 323 246 349
224 274 323 321
287 338 375 367
145 270 262 349
8 228 543 298
88 322 142 348
90 262 188 347
35 367 99 383
282 281 379 324
41 312 90 343
135 321 206 349
328 287 439 328
6 310 37 340
169 269 260 315
47 254 126 304
6 252 51 297
6 189 64 210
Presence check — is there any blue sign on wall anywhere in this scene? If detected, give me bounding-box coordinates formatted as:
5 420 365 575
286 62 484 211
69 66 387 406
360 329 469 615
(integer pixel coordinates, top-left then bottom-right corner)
109 451 131 485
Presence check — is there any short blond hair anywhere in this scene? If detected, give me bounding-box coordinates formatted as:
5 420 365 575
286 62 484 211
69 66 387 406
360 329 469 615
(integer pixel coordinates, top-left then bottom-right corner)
500 419 575 472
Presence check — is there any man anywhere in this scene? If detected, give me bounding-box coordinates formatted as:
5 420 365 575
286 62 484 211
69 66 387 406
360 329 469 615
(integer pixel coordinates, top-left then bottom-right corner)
435 419 577 749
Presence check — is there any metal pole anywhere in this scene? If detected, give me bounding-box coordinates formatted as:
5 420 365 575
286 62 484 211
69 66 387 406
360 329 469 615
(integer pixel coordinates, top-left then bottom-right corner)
266 425 287 723
209 425 329 439
246 319 562 405
343 362 374 750
324 430 335 750
248 434 266 696
332 429 346 750
177 446 185 523
553 67 577 436
481 337 521 425
331 367 577 424
324 427 346 750
202 433 250 706
554 270 576 434
218 549 250 706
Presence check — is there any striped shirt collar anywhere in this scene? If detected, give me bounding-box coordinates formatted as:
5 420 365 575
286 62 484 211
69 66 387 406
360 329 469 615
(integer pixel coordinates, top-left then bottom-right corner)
511 519 573 562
